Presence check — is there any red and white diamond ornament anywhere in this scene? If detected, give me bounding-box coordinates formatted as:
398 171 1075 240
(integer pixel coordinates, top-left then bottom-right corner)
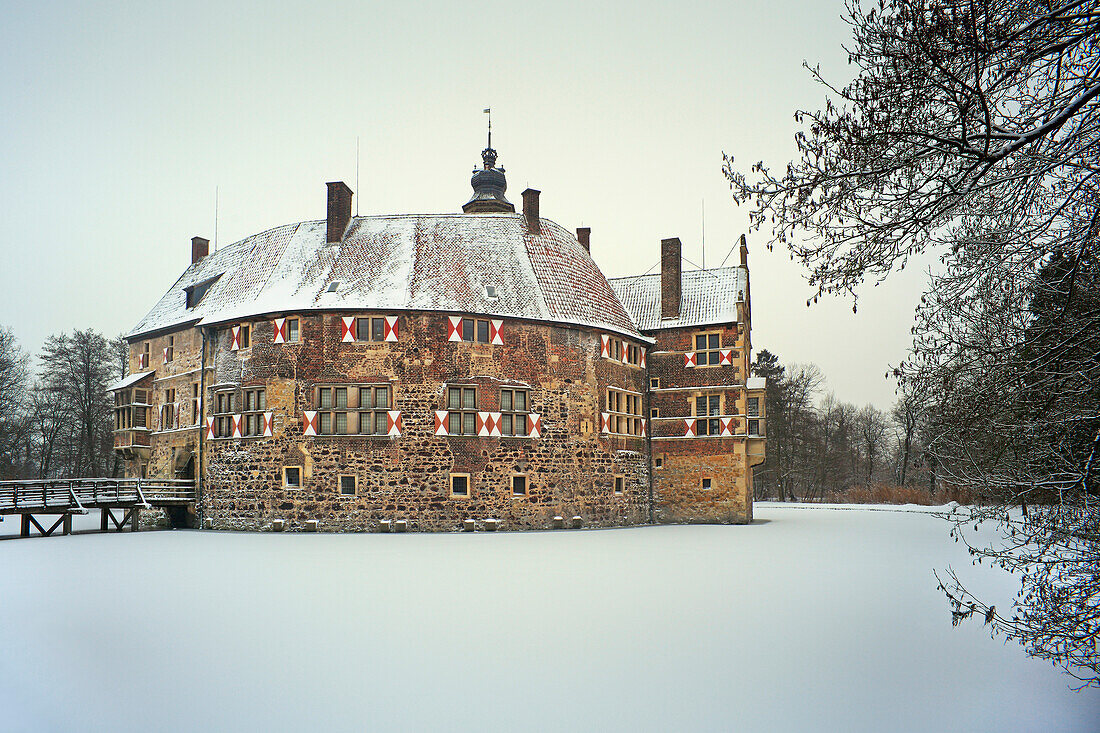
273 318 287 344
447 316 463 342
340 317 356 343
384 316 399 342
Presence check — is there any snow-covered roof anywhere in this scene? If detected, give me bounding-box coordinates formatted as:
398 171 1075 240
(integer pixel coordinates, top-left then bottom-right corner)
608 267 746 331
746 377 766 390
128 214 642 340
107 371 154 392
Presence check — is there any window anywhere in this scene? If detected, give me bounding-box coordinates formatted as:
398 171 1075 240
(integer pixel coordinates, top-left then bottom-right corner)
238 324 251 349
242 388 266 436
140 342 150 369
447 386 478 435
358 385 392 435
450 473 470 498
339 475 357 496
606 388 643 436
355 317 388 342
185 276 219 309
318 386 347 435
694 332 722 366
624 343 642 366
214 390 235 438
191 383 200 425
747 397 760 417
701 477 713 490
650 377 660 389
695 394 722 436
161 388 176 430
316 384 392 435
614 476 624 495
655 456 664 469
500 387 529 436
749 418 763 436
165 335 174 363
613 339 623 361
113 389 149 431
458 318 491 343
287 317 300 343
283 466 302 488
512 474 527 497
651 407 659 418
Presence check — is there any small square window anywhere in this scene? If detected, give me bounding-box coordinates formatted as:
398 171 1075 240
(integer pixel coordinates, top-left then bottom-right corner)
512 474 527 497
614 476 624 495
339 475 357 495
450 474 470 498
655 457 664 469
651 407 659 418
701 477 713 490
650 377 659 389
284 466 302 488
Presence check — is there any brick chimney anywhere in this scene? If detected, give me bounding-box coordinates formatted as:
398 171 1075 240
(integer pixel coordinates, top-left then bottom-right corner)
326 181 353 243
661 237 682 320
522 188 541 234
191 236 209 264
576 227 591 252
739 233 748 266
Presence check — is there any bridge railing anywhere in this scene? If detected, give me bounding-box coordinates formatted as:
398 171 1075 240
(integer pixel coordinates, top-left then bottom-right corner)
0 478 195 514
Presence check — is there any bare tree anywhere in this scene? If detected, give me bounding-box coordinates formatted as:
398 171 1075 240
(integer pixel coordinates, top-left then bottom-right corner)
0 325 29 478
726 0 1100 684
856 404 889 482
38 330 118 477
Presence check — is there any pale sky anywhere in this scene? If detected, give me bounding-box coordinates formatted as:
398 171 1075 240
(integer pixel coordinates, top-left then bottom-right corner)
0 0 929 410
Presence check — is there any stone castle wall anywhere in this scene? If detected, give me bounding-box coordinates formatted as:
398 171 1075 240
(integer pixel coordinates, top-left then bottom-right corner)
646 321 753 524
196 312 650 531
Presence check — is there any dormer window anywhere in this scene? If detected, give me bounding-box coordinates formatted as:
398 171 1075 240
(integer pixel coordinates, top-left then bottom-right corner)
327 281 340 293
185 275 220 309
484 285 498 299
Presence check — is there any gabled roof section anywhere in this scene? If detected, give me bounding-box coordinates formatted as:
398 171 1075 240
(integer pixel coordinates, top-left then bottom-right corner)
608 267 747 331
128 214 642 340
107 371 154 393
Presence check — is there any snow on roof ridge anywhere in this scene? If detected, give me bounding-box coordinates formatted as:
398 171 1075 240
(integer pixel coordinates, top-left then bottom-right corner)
128 213 642 340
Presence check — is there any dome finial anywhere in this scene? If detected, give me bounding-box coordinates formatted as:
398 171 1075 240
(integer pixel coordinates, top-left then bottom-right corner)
463 108 514 213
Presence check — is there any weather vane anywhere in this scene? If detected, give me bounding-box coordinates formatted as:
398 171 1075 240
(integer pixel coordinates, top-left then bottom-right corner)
481 108 497 169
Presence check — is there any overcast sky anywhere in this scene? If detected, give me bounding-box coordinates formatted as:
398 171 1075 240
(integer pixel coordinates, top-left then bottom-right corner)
0 0 931 409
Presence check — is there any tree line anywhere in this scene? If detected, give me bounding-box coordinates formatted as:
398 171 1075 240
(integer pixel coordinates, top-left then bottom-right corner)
750 349 943 504
0 325 125 480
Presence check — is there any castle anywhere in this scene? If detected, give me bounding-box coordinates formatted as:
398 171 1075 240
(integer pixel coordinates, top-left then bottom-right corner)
109 143 766 531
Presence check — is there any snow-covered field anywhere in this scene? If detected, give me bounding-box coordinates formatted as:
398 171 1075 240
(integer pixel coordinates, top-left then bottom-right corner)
1 503 1096 732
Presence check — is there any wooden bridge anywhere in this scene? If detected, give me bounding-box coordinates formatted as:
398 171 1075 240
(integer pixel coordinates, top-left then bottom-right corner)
0 478 196 538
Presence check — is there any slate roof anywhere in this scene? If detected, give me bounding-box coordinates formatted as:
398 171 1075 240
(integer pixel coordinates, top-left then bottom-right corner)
608 267 747 331
129 214 643 340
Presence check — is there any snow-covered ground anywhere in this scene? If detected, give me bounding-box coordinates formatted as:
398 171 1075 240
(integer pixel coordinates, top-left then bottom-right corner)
1 503 1096 732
